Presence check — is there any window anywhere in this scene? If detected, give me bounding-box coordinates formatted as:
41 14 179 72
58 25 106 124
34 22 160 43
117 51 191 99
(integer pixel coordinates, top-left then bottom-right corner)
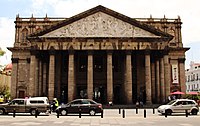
187 101 195 105
82 100 90 104
11 100 24 105
21 28 28 42
71 100 82 105
30 100 44 104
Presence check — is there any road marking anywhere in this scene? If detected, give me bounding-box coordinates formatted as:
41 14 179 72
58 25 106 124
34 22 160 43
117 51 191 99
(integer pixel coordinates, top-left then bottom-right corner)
179 124 193 126
54 121 64 124
11 122 41 125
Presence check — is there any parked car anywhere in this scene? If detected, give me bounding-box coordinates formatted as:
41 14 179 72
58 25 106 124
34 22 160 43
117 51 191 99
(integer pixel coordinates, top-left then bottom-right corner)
157 99 199 115
0 97 50 115
56 99 103 116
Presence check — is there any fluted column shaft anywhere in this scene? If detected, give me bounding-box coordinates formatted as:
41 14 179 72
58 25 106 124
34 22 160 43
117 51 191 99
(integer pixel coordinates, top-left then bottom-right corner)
164 54 170 100
156 60 160 103
125 52 132 104
179 58 186 92
48 54 55 101
29 55 36 97
160 57 165 103
107 52 113 102
87 52 93 99
68 52 75 102
145 52 152 104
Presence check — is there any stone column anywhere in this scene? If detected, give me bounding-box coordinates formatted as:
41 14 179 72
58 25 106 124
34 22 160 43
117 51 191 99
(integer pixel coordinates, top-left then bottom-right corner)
42 62 47 95
136 55 141 99
68 51 75 102
38 60 42 96
145 51 152 104
151 62 156 103
11 58 18 99
48 52 55 101
164 54 171 100
29 55 36 97
35 58 39 96
160 57 165 103
107 51 113 102
56 53 61 99
87 51 93 99
179 58 186 92
156 59 160 103
125 51 132 104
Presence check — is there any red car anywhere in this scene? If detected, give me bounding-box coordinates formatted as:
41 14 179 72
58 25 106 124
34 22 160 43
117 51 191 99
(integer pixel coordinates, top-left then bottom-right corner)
56 99 103 115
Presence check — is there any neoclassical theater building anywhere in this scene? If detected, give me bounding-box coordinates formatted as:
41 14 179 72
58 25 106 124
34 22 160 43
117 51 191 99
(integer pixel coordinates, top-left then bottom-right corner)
8 5 189 104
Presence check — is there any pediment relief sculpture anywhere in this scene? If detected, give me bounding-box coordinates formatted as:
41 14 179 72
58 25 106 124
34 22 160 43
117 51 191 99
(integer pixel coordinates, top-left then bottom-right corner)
42 12 159 38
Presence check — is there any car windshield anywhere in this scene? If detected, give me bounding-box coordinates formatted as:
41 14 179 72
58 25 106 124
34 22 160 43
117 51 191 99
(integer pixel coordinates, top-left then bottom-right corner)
167 100 176 105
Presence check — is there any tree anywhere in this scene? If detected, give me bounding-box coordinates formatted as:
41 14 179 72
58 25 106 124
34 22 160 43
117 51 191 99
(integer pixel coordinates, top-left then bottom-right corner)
0 85 10 98
0 48 5 56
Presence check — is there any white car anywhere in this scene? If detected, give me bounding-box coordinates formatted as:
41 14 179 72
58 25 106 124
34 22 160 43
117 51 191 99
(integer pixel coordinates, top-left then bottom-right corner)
157 99 199 115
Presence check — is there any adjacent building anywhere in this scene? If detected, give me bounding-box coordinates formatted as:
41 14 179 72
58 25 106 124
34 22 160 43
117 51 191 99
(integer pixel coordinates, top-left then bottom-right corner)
8 5 189 104
0 63 12 101
185 61 200 92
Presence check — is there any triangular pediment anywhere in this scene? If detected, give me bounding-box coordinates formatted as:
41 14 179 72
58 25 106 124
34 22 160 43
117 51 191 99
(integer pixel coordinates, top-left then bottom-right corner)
30 5 172 39
42 12 159 38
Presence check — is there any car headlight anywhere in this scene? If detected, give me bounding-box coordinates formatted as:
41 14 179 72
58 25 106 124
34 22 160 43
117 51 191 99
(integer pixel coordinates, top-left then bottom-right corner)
56 106 61 109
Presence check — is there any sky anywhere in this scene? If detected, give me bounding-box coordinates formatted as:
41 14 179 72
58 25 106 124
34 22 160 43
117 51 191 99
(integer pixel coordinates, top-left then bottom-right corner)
0 0 200 69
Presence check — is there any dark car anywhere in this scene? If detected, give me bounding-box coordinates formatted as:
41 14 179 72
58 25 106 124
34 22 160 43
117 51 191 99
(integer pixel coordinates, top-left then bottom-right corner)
56 99 103 115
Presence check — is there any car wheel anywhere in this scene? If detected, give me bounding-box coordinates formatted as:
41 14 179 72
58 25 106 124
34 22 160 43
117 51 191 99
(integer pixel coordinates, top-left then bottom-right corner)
30 109 37 116
165 109 172 115
191 109 198 115
0 109 5 115
60 109 67 116
89 109 96 115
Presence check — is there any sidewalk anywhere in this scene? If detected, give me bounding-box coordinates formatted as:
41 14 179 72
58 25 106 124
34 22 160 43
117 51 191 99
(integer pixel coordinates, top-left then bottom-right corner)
103 104 161 109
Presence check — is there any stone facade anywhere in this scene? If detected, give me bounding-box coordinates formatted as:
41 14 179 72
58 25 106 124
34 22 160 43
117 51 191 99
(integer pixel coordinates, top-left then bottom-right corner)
8 5 189 104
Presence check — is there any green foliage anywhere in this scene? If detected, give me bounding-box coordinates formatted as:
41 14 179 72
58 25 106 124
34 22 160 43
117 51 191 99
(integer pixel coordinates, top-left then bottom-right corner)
0 85 10 98
185 94 200 100
0 49 5 56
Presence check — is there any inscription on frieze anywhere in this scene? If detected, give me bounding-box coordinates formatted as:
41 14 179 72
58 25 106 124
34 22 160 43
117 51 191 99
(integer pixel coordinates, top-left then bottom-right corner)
33 41 167 50
43 12 158 38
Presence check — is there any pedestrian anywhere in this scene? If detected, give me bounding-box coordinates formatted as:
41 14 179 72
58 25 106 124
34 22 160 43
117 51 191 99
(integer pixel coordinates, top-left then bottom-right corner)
168 95 171 102
52 98 59 112
136 101 140 108
0 96 3 104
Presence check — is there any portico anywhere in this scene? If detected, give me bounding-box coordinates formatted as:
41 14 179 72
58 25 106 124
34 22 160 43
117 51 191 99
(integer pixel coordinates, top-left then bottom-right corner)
8 5 189 104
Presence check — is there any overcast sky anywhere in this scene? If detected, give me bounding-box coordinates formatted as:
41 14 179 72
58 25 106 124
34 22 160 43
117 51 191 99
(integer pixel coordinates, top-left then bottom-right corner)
0 0 199 68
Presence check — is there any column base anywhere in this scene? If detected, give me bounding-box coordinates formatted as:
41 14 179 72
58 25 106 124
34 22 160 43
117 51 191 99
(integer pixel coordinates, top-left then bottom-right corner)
146 100 152 105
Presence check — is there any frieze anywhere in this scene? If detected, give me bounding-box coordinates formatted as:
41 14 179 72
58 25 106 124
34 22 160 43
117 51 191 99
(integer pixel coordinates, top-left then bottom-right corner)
32 41 167 50
42 12 158 38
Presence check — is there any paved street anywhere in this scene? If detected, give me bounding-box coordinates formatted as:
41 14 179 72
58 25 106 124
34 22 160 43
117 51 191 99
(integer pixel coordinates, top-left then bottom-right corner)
0 109 199 126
